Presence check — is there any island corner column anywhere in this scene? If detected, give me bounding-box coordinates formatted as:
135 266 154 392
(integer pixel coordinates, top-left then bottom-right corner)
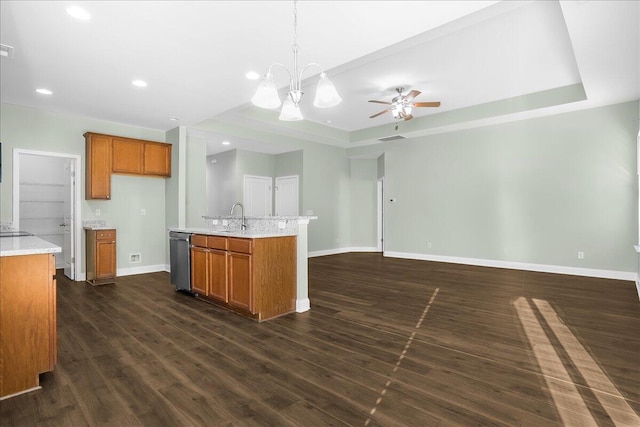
296 218 311 312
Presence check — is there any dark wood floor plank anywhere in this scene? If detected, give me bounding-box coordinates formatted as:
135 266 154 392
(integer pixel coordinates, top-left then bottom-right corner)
1 254 638 426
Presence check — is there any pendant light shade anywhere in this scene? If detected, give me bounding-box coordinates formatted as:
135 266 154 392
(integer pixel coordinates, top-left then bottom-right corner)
313 72 342 108
251 73 281 109
250 1 341 121
279 98 304 121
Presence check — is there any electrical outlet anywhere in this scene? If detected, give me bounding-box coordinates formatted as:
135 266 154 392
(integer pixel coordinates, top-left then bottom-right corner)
140 208 146 216
278 221 286 229
577 251 584 259
95 209 101 216
427 241 432 249
222 220 228 226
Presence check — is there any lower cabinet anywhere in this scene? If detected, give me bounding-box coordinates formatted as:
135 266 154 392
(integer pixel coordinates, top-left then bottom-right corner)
86 229 117 285
0 253 57 399
190 234 296 321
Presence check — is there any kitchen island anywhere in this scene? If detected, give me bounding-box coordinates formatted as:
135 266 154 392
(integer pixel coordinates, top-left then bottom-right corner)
170 215 315 319
0 235 61 399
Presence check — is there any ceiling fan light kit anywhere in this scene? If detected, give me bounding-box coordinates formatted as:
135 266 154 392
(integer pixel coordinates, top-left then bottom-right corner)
369 87 440 122
251 0 342 121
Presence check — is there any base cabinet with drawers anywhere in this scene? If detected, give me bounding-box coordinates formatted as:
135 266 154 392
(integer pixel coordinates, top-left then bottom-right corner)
86 229 117 285
190 234 296 321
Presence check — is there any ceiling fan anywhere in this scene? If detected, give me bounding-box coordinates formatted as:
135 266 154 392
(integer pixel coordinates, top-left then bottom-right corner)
369 87 440 121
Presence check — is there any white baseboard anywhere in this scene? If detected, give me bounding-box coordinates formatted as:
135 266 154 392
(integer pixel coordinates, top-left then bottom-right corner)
164 264 170 273
384 251 636 281
117 264 167 277
636 275 640 300
309 246 379 258
296 298 310 313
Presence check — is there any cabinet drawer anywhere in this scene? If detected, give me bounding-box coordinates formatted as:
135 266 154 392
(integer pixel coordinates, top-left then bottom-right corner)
96 230 116 240
207 236 228 250
228 238 252 254
191 234 207 248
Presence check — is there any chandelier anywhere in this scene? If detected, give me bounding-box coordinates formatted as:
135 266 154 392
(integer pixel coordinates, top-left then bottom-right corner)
251 0 342 121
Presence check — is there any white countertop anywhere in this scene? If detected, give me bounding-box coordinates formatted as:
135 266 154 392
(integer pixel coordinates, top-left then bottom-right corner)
169 227 297 239
0 236 62 257
83 226 115 230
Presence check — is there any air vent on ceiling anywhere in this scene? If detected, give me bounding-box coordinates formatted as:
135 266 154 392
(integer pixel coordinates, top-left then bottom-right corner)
378 135 406 142
0 44 14 58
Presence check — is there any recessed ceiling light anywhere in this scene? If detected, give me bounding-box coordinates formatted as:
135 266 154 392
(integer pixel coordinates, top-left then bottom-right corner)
168 116 180 121
222 141 231 145
36 88 53 95
132 79 147 87
66 6 91 20
325 120 332 124
245 71 260 80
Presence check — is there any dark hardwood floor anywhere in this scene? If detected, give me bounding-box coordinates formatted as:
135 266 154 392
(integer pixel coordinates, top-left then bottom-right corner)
1 253 639 426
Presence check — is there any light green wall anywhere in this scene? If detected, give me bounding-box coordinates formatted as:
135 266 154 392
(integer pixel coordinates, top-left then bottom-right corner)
275 150 303 214
188 120 351 252
0 103 168 274
349 101 639 272
186 135 207 227
349 159 378 248
165 126 180 230
206 150 237 216
302 144 351 250
236 149 276 205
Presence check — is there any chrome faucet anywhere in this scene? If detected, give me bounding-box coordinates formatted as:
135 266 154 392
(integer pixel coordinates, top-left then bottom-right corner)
230 202 246 231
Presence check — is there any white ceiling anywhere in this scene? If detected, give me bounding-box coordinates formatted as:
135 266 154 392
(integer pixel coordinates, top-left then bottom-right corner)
1 1 638 155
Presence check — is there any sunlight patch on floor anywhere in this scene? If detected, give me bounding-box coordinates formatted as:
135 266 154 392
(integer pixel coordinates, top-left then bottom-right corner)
514 297 640 427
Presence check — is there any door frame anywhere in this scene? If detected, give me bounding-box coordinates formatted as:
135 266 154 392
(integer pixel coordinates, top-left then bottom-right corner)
13 149 82 280
377 177 384 252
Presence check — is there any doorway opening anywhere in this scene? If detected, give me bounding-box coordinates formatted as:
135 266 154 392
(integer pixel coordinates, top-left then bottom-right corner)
12 149 81 280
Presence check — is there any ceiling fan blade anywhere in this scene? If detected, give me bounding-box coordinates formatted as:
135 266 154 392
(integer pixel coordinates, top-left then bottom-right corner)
368 100 392 105
413 101 441 107
404 90 421 102
369 109 390 119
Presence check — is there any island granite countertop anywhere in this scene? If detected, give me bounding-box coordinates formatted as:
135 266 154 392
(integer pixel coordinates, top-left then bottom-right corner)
168 227 296 239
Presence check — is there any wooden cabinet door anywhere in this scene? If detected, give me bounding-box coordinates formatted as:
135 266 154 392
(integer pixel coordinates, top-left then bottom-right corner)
95 239 116 279
0 254 56 398
112 138 143 174
191 246 208 297
208 249 228 303
228 252 253 312
85 133 112 199
144 142 171 177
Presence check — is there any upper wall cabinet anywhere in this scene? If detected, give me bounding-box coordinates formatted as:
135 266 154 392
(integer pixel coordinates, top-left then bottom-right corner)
84 132 172 200
112 137 144 175
143 142 171 177
85 133 112 200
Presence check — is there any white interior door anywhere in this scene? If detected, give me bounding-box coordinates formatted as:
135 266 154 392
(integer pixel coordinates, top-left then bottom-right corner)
275 175 299 216
63 160 75 279
243 175 272 216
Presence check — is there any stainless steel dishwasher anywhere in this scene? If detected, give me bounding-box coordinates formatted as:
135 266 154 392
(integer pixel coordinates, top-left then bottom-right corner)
169 231 192 292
